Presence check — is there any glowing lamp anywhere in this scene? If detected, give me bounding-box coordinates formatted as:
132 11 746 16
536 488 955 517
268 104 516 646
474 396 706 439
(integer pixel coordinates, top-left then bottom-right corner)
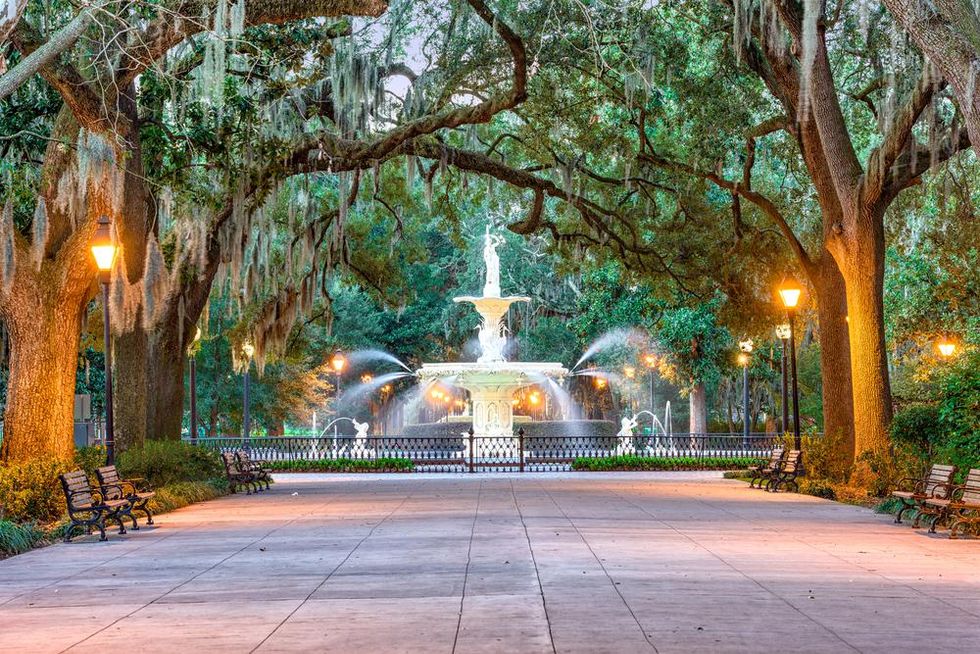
242 341 255 359
937 339 956 358
777 276 802 309
738 339 754 353
529 392 541 405
594 377 607 389
643 353 657 368
360 373 374 384
331 350 346 373
193 327 203 343
91 216 117 274
623 366 636 379
737 352 749 367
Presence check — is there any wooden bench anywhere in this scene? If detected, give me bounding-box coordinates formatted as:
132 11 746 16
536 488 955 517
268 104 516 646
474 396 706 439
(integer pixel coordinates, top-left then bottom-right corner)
235 450 272 491
222 452 258 495
59 470 132 542
766 450 803 492
95 465 156 527
921 468 980 538
748 447 784 489
890 463 956 524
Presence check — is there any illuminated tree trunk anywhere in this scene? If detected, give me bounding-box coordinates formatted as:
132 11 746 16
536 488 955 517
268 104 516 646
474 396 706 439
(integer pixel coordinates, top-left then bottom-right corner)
810 253 855 460
0 303 83 463
834 211 892 460
689 382 707 433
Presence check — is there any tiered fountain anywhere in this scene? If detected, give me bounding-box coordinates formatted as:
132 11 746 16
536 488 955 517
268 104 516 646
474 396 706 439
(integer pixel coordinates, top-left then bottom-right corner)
417 226 567 438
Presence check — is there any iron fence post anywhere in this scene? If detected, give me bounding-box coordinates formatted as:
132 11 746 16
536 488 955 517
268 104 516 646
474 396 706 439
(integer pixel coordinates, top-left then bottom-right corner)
468 427 475 473
518 427 525 473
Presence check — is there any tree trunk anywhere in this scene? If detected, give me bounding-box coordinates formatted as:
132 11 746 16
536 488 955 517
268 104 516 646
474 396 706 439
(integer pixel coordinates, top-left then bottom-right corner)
1 303 83 463
810 252 855 458
835 214 892 460
144 327 187 441
689 383 707 433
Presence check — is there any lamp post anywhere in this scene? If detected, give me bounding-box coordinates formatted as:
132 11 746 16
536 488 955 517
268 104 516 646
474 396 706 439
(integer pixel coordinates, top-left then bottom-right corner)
738 339 754 447
778 277 803 450
775 324 791 434
189 327 202 445
331 349 346 438
91 216 118 463
241 341 254 446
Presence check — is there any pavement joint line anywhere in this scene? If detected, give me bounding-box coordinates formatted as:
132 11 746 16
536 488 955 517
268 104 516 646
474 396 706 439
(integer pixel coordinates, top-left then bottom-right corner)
450 479 483 654
680 485 980 620
59 488 340 653
537 481 660 653
509 478 557 654
0 518 210 609
609 486 864 653
249 486 416 653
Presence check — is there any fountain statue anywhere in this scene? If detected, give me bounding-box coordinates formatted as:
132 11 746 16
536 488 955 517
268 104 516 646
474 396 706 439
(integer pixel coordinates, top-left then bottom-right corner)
417 225 567 438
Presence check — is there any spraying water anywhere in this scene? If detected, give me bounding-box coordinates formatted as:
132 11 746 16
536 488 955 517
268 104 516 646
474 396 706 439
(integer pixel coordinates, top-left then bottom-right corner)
347 348 413 372
571 327 651 371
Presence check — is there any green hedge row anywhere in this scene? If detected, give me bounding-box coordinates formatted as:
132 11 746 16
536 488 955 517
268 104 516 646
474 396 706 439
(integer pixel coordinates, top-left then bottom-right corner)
267 458 414 473
571 455 758 471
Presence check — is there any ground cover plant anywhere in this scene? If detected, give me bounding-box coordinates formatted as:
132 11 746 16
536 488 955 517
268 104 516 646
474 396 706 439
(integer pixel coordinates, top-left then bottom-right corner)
267 458 414 473
571 455 757 472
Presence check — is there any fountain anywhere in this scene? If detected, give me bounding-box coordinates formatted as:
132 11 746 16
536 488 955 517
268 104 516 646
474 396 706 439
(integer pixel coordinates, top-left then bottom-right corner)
416 226 568 438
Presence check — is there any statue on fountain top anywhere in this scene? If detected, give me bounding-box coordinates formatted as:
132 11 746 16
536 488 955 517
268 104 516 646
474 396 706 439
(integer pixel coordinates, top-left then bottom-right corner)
482 225 505 298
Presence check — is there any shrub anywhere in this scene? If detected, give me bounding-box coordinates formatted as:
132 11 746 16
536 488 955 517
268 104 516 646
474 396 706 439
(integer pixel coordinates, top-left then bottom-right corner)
0 458 71 523
148 479 228 514
0 520 46 556
780 430 850 482
74 446 107 476
117 440 223 487
267 458 414 473
571 455 757 471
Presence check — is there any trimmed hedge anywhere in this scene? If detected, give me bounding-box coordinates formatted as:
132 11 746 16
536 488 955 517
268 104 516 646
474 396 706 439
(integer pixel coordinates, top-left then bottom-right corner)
571 455 758 471
267 458 414 473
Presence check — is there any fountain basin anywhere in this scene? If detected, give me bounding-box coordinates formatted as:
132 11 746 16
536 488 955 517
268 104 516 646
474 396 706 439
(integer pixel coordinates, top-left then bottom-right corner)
418 361 567 438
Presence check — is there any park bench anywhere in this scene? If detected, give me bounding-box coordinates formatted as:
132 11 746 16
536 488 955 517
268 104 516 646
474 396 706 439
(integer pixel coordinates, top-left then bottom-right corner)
59 470 132 542
222 452 259 495
95 465 156 527
766 449 803 492
920 468 980 538
890 463 956 525
748 446 784 489
235 450 272 490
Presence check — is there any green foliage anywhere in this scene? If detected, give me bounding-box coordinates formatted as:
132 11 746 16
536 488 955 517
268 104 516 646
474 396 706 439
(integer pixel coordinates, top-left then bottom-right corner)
74 446 107 477
570 455 756 471
0 458 70 523
656 299 732 390
798 479 838 500
779 431 850 482
0 520 45 556
266 458 414 473
117 441 223 487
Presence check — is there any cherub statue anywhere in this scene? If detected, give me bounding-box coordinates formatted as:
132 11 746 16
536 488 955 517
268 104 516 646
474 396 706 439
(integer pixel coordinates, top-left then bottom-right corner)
616 415 639 438
352 419 370 440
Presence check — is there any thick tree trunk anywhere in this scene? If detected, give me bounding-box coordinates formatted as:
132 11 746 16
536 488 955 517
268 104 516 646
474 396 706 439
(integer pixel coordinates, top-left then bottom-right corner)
689 383 707 433
1 304 83 463
809 252 855 459
835 214 892 460
145 327 187 441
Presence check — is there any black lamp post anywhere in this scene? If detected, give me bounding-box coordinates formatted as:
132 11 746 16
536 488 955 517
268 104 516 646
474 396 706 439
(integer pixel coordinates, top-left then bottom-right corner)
778 277 803 450
643 353 658 419
331 349 346 439
189 327 202 444
775 324 791 434
738 340 753 448
242 341 254 446
91 216 117 463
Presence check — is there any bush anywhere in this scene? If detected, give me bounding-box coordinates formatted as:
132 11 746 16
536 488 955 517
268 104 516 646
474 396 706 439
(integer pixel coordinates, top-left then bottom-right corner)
780 430 850 482
798 479 837 500
148 479 228 514
117 440 223 487
74 446 107 476
0 458 71 523
0 520 45 556
571 455 757 471
267 458 414 473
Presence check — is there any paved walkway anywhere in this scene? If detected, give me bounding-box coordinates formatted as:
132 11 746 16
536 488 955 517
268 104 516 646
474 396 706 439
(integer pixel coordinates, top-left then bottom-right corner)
1 473 977 653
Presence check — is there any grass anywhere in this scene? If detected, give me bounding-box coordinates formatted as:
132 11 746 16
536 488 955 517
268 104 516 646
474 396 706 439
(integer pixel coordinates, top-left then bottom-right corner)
571 455 758 471
0 520 46 558
266 458 414 473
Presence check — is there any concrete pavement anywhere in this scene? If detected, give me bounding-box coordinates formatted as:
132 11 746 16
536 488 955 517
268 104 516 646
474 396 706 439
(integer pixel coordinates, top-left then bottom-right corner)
0 472 977 653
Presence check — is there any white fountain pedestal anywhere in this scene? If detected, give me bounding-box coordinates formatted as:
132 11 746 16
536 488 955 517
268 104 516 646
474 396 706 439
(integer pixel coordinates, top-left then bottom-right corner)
417 362 566 438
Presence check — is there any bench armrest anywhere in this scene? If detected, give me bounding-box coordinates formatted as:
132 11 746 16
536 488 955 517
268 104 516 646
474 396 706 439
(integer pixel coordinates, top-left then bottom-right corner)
894 477 922 493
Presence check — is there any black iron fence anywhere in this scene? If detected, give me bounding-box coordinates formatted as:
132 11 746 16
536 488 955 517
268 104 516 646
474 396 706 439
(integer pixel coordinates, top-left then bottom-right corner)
192 432 786 473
